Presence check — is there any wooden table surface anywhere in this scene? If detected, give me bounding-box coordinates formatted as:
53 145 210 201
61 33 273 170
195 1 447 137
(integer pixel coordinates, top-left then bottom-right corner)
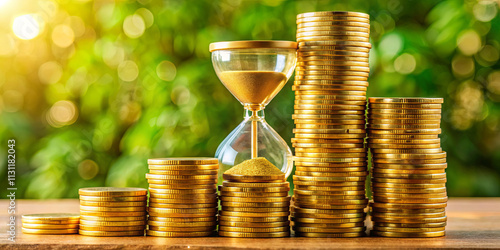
0 198 499 249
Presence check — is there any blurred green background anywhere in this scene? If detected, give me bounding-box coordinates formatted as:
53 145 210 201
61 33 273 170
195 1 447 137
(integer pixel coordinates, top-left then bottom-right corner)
0 0 499 199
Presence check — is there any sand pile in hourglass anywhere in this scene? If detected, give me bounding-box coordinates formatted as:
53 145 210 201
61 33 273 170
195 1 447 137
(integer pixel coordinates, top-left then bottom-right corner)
291 11 372 237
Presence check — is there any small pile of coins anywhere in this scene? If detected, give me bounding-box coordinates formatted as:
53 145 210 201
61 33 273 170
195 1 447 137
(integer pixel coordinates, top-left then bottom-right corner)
78 187 147 237
146 157 219 237
218 173 291 238
291 11 371 238
22 213 80 235
367 97 447 238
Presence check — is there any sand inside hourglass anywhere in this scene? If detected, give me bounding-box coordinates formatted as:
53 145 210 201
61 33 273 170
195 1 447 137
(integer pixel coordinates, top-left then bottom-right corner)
217 71 288 110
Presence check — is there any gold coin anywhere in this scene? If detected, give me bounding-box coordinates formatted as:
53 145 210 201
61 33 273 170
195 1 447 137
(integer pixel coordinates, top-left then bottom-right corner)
371 211 446 218
148 197 217 204
293 84 368 91
372 152 447 160
291 217 365 223
294 189 366 196
148 226 216 232
219 226 289 233
148 157 218 165
298 40 371 48
295 152 367 158
368 119 441 125
148 207 217 214
297 15 369 22
79 229 144 236
149 193 217 199
370 230 445 238
293 113 365 119
293 195 366 201
149 203 216 209
218 216 289 223
78 187 147 197
148 164 219 170
218 231 290 238
369 108 441 115
146 230 214 237
148 212 217 218
297 30 369 37
367 138 441 144
371 187 446 194
219 186 290 193
368 113 442 120
368 124 441 130
294 232 365 237
292 199 368 206
79 220 146 227
148 169 218 175
297 26 370 34
371 207 446 213
147 220 217 227
79 215 146 222
298 46 369 53
219 191 289 198
295 171 367 177
294 111 366 117
22 228 78 235
371 182 446 189
294 129 366 135
292 207 364 214
147 179 217 185
145 173 217 180
21 219 80 225
79 225 146 232
222 181 289 188
219 210 290 217
294 185 365 191
372 177 446 184
295 147 366 152
222 206 289 213
79 211 147 217
297 36 370 43
371 215 447 223
373 192 447 199
293 226 365 233
292 222 365 228
368 143 441 149
80 205 145 212
294 134 366 139
372 172 447 179
294 157 367 163
293 180 365 187
292 203 367 210
368 133 440 139
372 158 447 165
368 103 441 109
148 216 216 222
21 223 79 229
373 196 448 204
296 167 367 173
295 79 369 85
220 196 291 203
297 11 370 19
148 184 217 189
294 88 367 95
372 168 445 174
22 213 80 222
296 70 369 77
79 195 147 202
372 226 445 233
79 201 147 207
297 65 370 72
294 104 366 111
369 97 444 104
295 100 367 106
294 161 366 168
221 201 291 208
293 143 364 149
374 222 447 228
297 20 370 28
297 58 369 65
223 173 285 183
295 94 367 101
148 188 215 194
296 75 368 81
219 221 290 228
368 129 442 135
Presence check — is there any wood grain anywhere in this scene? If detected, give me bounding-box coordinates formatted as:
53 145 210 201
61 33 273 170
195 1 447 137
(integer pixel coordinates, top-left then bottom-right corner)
0 198 499 249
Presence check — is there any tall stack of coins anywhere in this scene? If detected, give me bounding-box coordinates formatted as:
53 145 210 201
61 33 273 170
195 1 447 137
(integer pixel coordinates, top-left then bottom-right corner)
22 213 80 235
291 11 371 237
78 187 147 237
146 157 219 237
218 173 291 238
367 97 447 238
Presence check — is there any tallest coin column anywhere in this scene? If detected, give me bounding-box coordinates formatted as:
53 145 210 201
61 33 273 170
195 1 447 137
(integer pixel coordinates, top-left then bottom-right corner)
291 11 371 238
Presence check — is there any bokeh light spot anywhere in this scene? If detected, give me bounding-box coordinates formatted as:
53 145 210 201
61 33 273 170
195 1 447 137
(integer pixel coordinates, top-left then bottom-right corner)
394 53 416 74
47 100 78 127
52 24 75 48
473 1 498 22
78 159 99 180
171 85 191 106
136 8 154 28
156 60 177 81
452 55 475 77
457 30 481 56
12 14 42 40
479 45 499 63
487 71 500 95
118 60 139 82
123 14 145 39
38 61 63 84
379 33 403 59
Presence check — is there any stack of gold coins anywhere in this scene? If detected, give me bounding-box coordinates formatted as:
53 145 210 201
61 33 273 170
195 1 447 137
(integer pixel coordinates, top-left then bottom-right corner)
291 11 371 238
218 173 291 238
22 213 80 235
367 97 447 238
146 157 219 237
78 187 147 237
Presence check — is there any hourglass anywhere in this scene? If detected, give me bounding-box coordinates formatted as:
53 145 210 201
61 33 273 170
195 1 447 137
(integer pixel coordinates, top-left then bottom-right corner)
209 40 297 179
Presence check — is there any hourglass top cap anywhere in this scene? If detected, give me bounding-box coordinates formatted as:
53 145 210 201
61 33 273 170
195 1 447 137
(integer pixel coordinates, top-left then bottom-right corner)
209 40 297 52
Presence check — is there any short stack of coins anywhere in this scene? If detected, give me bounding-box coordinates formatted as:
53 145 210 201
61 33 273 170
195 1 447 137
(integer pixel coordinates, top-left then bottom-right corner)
367 97 447 238
218 173 291 238
22 213 80 235
78 187 147 237
146 157 219 237
291 11 371 238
